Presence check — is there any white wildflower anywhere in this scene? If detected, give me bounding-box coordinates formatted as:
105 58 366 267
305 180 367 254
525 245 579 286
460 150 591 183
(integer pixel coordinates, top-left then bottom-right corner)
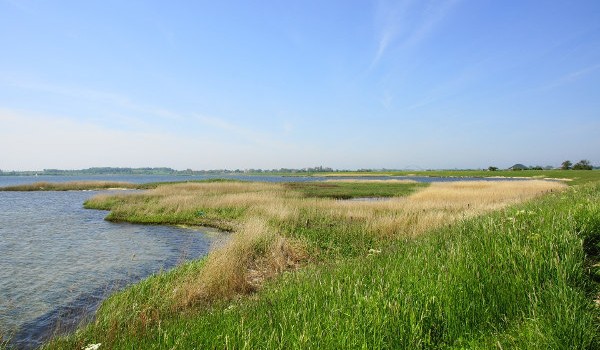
83 344 101 350
367 248 382 256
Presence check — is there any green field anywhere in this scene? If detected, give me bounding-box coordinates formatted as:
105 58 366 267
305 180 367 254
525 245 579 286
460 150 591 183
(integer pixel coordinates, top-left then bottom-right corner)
34 175 599 349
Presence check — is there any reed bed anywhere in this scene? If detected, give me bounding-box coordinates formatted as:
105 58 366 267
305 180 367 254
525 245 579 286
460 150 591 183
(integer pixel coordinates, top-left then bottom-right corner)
0 181 139 191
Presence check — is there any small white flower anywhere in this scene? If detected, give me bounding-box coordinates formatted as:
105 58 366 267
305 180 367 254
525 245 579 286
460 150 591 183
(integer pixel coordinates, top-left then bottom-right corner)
367 248 381 256
83 343 101 350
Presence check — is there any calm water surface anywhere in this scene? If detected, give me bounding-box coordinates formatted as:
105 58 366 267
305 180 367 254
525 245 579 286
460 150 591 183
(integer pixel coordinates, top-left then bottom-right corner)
0 189 220 349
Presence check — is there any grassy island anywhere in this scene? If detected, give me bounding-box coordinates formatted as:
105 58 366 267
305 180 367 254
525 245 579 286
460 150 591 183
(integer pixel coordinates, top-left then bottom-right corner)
34 175 600 349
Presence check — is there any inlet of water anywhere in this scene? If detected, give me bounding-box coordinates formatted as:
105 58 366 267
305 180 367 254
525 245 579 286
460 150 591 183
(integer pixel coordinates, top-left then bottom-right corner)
0 190 220 349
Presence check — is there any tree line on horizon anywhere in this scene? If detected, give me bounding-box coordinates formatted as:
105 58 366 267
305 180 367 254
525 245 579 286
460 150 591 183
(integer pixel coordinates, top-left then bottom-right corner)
0 166 337 176
488 159 595 171
1 162 597 176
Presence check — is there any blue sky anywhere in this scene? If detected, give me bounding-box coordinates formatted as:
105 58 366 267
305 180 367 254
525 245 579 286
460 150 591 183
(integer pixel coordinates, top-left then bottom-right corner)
1 0 599 170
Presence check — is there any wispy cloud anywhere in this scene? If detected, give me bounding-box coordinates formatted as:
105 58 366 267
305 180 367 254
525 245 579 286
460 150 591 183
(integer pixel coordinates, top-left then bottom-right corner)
0 108 333 170
544 63 600 90
0 75 292 150
533 62 600 92
369 0 413 69
403 0 460 48
192 114 270 145
1 76 182 123
192 114 301 151
369 0 461 69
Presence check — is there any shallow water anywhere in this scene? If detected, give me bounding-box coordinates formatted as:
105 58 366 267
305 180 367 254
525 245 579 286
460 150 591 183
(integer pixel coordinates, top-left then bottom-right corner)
0 190 218 349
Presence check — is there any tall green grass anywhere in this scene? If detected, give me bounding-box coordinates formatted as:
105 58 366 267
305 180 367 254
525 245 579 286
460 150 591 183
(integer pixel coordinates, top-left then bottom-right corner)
45 183 600 349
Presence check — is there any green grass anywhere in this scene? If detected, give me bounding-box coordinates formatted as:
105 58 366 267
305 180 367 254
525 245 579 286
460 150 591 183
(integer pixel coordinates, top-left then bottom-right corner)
83 196 247 232
323 169 600 186
284 181 427 199
44 182 600 349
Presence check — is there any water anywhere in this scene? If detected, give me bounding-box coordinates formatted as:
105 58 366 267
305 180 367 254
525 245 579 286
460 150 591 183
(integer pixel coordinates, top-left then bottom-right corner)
0 190 220 349
0 173 534 188
0 174 534 348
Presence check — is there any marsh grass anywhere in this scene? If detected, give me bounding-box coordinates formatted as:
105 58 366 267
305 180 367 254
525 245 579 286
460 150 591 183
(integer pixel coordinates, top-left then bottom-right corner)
0 178 242 192
81 180 566 299
0 181 139 191
0 332 11 350
285 180 425 199
43 178 599 349
178 217 308 306
324 169 600 186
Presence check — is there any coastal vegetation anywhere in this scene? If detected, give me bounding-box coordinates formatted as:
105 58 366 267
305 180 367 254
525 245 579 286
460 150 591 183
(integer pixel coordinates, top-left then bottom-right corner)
0 181 140 191
38 177 600 349
322 169 600 186
284 179 425 199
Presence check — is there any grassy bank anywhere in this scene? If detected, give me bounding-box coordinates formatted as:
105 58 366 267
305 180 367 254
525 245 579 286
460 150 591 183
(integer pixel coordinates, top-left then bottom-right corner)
0 178 242 191
38 179 600 349
0 181 141 191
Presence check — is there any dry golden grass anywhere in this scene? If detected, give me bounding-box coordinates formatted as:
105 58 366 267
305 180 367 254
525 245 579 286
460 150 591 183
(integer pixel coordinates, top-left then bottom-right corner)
328 180 566 237
144 182 283 209
0 181 138 191
87 179 566 305
178 218 307 306
290 180 561 240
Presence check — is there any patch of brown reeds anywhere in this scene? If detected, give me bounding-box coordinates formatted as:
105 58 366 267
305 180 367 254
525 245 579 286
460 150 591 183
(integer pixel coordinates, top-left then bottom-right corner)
330 180 567 237
0 181 138 191
178 218 308 306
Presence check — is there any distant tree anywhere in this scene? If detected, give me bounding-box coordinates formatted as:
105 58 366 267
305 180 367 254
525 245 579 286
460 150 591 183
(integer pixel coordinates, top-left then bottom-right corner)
561 160 572 170
530 165 543 170
572 159 593 170
488 166 498 171
510 164 528 171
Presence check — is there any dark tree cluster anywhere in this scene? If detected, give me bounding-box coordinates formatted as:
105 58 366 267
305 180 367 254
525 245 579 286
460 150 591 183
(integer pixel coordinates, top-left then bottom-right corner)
562 160 593 170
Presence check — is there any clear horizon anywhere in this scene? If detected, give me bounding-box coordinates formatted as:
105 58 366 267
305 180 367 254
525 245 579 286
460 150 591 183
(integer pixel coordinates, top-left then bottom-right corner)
1 1 599 171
